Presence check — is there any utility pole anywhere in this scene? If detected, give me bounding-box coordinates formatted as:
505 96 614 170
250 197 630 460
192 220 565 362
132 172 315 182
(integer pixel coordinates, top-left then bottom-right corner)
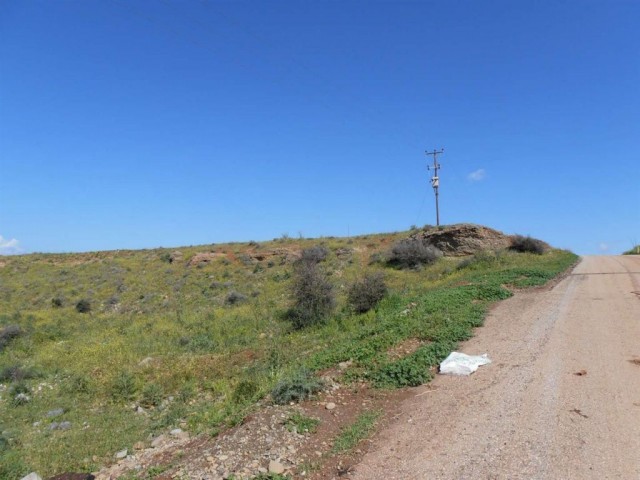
425 148 444 226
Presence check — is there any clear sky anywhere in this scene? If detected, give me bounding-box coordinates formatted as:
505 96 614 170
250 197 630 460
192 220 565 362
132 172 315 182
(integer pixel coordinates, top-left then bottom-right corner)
1 1 638 255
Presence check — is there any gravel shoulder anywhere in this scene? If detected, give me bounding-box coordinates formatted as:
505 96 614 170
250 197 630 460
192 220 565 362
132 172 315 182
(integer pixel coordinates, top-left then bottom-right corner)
352 255 640 480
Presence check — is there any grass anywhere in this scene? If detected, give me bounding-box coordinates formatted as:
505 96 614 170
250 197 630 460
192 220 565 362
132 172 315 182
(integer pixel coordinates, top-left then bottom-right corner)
0 230 577 477
284 411 320 434
331 410 381 453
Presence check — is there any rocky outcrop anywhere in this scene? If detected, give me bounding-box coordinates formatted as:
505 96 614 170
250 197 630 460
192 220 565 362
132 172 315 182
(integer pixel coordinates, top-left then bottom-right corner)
187 252 226 266
412 224 512 256
247 248 302 264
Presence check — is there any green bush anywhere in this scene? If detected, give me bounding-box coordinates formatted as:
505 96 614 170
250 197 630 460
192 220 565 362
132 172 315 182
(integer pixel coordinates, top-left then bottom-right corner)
387 238 441 269
288 258 335 329
271 370 324 405
111 371 137 401
232 379 259 404
509 235 546 255
64 374 92 394
623 245 640 255
75 299 91 313
141 382 164 407
347 272 388 313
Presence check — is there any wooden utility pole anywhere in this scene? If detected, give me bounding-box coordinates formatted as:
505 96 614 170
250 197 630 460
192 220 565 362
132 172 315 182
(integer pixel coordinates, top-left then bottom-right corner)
425 148 444 226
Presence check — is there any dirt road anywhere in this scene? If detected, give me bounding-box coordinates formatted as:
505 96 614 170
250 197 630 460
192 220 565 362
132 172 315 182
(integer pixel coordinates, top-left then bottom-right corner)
352 255 640 480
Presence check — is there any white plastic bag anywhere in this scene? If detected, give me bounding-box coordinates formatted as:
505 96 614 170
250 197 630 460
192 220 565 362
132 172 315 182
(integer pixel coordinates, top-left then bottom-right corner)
439 352 491 376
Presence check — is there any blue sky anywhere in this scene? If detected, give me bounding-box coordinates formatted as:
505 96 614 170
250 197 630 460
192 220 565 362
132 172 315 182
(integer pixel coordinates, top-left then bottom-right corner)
1 1 638 255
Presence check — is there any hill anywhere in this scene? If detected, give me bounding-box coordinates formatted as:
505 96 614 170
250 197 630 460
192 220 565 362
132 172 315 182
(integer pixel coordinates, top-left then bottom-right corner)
0 226 576 479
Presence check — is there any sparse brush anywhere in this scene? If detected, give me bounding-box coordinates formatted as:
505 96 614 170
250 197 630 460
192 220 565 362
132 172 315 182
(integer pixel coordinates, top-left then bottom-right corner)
141 382 164 407
75 298 91 313
300 245 329 264
225 291 247 305
232 379 259 404
0 325 23 352
509 235 547 255
456 250 502 270
271 370 324 405
111 371 137 402
288 259 335 329
347 272 388 314
0 365 39 382
285 411 320 433
387 238 442 269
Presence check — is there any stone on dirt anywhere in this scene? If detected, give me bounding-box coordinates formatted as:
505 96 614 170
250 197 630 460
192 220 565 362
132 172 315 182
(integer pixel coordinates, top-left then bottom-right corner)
268 460 285 474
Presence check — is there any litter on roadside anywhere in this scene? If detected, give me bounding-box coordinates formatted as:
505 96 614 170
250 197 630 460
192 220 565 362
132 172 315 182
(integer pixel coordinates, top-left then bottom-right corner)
439 352 491 376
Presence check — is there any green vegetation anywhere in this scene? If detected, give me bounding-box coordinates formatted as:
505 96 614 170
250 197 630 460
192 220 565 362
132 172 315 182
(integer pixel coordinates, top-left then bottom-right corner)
287 249 336 329
331 410 381 453
386 238 442 269
284 411 320 434
0 229 577 477
347 272 388 313
271 369 324 405
623 245 640 255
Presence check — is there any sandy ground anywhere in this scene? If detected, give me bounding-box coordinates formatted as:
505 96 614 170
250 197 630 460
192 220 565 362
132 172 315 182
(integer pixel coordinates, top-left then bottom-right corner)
352 255 640 480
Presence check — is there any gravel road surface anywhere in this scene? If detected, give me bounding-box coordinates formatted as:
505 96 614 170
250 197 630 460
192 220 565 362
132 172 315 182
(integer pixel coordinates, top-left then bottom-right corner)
352 255 640 480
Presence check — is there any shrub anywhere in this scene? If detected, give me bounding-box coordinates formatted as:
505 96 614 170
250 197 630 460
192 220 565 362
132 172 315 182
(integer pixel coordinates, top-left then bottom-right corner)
0 365 38 382
111 371 137 401
8 381 30 396
75 299 91 313
177 382 196 403
232 379 259 404
288 259 335 329
347 272 388 313
141 382 164 407
225 291 247 305
509 235 546 255
159 252 172 263
387 238 442 269
51 296 64 308
623 245 640 255
271 370 324 405
64 374 91 394
0 325 23 352
300 246 329 264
